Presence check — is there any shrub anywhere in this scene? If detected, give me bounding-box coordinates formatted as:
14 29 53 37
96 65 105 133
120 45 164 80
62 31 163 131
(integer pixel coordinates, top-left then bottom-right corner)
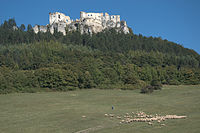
168 80 180 85
141 79 162 94
140 85 154 94
121 80 147 90
151 79 162 90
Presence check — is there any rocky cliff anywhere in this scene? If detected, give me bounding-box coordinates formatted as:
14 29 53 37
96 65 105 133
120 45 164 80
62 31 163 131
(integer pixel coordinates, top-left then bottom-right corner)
33 11 130 35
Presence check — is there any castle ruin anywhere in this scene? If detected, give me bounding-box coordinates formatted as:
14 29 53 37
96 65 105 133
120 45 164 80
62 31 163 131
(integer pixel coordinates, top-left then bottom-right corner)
33 11 130 35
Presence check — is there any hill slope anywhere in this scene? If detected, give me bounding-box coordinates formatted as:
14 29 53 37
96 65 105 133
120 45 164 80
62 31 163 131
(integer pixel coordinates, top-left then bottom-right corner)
0 19 200 93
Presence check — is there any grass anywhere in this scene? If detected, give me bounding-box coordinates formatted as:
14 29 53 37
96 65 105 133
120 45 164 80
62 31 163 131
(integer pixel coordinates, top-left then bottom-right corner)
0 85 200 133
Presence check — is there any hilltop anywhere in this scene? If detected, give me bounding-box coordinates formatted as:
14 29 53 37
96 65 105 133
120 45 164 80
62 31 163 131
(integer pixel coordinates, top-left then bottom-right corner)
0 18 200 93
33 11 129 35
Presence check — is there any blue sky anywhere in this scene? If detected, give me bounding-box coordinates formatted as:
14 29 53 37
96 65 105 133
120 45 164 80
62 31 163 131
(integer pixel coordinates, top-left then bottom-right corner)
0 0 200 54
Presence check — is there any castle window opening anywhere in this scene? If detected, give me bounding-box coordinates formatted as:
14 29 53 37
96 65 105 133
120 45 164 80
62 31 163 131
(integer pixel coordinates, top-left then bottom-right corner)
58 15 60 18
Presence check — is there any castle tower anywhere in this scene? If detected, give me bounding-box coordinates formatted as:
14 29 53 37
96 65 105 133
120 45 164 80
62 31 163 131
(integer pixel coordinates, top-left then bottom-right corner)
116 15 120 22
80 11 87 20
49 12 71 25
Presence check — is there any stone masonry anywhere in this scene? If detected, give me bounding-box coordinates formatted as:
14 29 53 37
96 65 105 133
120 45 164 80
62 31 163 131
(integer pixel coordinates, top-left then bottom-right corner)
33 11 130 35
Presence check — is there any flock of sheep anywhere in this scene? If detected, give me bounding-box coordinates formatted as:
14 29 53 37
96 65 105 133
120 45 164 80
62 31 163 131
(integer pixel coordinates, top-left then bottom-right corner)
105 111 187 126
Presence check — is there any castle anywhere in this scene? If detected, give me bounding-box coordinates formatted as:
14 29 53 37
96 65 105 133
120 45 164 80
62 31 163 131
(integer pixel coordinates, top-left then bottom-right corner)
33 11 130 35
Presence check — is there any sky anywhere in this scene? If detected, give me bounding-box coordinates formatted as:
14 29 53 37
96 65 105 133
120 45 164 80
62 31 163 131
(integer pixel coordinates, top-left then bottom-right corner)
0 0 200 54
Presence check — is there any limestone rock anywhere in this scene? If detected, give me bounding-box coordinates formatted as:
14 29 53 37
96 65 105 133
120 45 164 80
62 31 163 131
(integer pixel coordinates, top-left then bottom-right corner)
33 11 130 35
33 25 48 34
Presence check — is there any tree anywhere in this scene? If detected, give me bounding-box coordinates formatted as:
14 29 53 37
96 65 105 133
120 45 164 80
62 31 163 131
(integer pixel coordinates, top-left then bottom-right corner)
19 24 26 31
27 24 32 31
2 20 9 29
8 18 16 28
151 79 162 90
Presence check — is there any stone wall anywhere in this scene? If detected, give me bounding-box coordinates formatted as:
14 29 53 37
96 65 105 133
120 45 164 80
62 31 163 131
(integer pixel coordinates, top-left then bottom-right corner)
80 11 103 21
49 12 71 25
33 11 130 35
33 25 48 34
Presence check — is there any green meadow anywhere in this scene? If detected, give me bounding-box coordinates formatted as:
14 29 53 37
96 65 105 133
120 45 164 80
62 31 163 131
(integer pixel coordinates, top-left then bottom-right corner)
0 85 200 133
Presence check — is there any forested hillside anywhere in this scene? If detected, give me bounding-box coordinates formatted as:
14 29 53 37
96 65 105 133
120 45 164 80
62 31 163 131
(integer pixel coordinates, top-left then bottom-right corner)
0 19 200 94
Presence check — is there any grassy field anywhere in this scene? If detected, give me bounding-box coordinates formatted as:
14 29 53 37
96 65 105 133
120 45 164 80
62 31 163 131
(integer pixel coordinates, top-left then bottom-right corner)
0 85 200 133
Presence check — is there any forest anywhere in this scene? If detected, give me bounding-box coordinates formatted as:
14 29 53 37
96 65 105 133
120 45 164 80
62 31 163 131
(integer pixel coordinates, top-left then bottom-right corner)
0 19 200 94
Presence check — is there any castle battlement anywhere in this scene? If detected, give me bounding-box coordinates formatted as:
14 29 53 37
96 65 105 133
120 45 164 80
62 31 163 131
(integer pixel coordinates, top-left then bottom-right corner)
80 11 120 23
49 12 71 25
33 11 130 35
80 11 103 21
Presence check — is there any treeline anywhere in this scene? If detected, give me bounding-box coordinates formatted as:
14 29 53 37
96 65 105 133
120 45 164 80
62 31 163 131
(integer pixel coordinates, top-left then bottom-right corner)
1 19 199 59
0 41 199 94
0 19 200 94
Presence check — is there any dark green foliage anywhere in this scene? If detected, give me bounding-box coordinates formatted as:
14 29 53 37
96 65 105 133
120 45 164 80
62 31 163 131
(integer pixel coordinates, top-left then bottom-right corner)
35 67 79 90
19 24 25 31
27 24 32 31
140 85 154 94
151 79 162 90
0 19 200 93
140 79 162 94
